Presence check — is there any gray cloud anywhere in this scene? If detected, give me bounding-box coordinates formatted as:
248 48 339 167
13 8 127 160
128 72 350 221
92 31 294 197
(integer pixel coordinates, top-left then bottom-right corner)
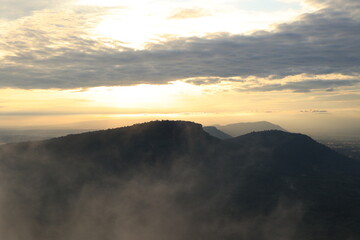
0 1 359 89
306 0 360 8
241 80 360 93
184 77 244 85
0 0 73 20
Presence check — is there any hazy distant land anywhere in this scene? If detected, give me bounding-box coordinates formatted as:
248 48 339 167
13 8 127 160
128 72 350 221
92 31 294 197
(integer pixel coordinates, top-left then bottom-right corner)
2 121 358 160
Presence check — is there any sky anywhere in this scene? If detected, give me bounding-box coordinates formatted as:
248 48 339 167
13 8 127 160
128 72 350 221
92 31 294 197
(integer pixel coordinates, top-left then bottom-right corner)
0 0 359 136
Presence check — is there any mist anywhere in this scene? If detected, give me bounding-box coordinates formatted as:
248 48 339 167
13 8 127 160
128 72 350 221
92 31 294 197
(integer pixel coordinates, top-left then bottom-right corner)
0 148 301 239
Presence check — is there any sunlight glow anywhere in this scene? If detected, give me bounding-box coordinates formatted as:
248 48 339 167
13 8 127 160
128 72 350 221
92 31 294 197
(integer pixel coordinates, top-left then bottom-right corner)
81 81 205 109
76 0 313 49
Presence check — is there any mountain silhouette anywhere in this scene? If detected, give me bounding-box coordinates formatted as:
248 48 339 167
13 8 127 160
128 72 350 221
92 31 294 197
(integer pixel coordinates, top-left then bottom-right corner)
0 120 359 240
203 126 233 139
216 121 286 137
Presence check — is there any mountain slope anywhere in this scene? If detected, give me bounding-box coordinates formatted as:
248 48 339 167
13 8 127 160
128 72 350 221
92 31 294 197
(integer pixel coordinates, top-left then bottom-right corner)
221 131 360 239
0 121 359 240
203 126 233 139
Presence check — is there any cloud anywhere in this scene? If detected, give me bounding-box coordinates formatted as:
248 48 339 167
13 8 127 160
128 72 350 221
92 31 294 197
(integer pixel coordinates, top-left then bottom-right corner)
240 80 360 93
305 0 360 8
183 76 245 85
0 111 96 116
300 109 329 113
0 0 359 89
0 0 74 20
169 8 211 19
320 94 360 101
0 136 306 240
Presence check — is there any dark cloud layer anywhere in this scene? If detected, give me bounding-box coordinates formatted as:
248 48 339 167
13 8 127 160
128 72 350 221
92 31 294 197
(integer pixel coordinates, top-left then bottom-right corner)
242 80 360 93
0 0 359 89
306 0 360 9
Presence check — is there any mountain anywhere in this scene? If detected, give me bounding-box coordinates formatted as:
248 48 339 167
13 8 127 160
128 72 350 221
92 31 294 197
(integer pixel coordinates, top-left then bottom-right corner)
216 121 286 137
203 126 232 139
0 120 359 240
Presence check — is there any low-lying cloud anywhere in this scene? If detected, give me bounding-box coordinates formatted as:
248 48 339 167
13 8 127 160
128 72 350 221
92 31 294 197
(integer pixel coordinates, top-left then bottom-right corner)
0 148 305 240
300 109 328 113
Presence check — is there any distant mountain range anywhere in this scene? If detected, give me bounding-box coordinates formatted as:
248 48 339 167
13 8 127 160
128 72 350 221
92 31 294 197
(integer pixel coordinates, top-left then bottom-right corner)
203 121 286 139
213 121 286 137
0 120 359 240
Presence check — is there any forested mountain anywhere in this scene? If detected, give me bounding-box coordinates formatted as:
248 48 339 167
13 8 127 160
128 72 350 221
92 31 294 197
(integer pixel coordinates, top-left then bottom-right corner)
0 120 359 240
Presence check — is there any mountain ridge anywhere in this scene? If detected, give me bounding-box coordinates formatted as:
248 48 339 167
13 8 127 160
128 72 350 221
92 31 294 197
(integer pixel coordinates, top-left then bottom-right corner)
203 126 233 139
216 121 286 137
0 120 359 240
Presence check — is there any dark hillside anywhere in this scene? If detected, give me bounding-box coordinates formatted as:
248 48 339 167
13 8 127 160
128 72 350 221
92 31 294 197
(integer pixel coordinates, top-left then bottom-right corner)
0 121 359 240
203 126 232 139
219 130 360 239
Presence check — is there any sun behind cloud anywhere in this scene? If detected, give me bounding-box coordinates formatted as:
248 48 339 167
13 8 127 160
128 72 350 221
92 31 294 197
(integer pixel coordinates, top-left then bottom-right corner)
0 0 359 137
